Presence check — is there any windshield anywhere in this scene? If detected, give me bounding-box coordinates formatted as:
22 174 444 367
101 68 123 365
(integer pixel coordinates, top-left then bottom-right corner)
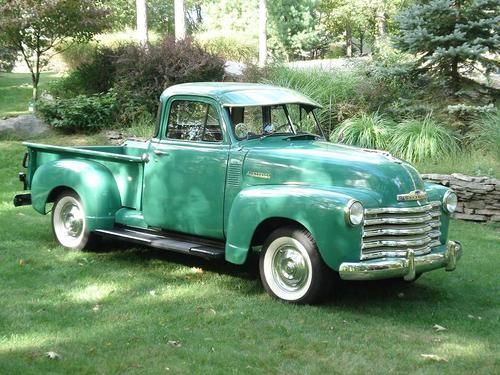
228 104 324 140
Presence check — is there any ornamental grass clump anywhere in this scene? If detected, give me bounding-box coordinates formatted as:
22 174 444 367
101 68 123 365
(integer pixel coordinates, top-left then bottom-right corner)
465 111 500 159
329 112 393 150
389 115 458 163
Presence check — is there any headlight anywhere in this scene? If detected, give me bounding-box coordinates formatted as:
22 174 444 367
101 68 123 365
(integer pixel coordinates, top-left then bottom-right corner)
346 200 364 226
443 190 458 213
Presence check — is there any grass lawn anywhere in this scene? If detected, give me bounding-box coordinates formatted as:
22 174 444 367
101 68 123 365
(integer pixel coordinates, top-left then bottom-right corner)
0 136 499 374
0 72 60 117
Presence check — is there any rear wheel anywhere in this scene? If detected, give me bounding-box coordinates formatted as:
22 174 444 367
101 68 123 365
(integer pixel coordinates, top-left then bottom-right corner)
259 226 331 304
52 191 96 251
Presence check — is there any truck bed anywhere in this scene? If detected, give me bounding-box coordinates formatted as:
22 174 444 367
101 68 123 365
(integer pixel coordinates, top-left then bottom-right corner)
24 140 149 210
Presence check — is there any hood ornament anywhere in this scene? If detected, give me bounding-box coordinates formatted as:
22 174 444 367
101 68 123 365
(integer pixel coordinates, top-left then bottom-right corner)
362 149 402 164
397 190 427 201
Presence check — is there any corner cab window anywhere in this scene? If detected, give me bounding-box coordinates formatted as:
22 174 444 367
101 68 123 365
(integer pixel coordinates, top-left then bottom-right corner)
167 100 223 142
229 104 323 140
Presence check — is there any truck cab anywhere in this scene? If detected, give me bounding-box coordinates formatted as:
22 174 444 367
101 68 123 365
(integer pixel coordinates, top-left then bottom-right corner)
14 82 463 304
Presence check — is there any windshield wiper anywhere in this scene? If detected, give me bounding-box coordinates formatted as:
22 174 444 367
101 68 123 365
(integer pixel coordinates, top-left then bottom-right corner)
259 132 291 140
283 132 321 140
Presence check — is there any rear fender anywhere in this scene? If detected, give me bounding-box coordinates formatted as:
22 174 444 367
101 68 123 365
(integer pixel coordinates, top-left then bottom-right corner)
31 159 122 231
225 185 366 270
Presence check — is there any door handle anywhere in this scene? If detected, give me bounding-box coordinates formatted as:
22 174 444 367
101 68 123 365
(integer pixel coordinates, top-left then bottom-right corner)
154 149 169 156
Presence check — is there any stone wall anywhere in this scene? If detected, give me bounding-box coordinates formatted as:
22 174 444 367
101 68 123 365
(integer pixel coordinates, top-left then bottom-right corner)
421 173 500 222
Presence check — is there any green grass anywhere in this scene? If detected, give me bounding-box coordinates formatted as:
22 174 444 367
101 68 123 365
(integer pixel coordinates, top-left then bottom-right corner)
415 150 500 178
1 136 499 373
0 72 60 117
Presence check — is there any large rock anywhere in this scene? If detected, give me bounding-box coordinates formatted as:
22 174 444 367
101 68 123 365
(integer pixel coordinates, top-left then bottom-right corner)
0 114 48 136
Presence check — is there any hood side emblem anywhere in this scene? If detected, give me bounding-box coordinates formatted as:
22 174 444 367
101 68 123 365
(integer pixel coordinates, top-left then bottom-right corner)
247 171 271 180
397 190 427 201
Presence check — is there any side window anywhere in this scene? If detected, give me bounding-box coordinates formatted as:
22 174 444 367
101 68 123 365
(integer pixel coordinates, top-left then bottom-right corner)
166 100 222 142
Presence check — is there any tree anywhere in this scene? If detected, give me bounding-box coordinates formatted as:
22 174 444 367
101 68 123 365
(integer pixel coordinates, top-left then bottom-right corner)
395 0 500 84
175 0 186 40
321 0 376 57
0 0 109 100
268 0 330 60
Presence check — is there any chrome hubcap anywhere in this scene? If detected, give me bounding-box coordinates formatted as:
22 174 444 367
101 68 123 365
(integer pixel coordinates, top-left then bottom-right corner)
61 203 83 238
272 246 309 292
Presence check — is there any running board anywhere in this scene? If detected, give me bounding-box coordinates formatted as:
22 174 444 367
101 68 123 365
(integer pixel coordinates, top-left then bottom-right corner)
95 228 225 260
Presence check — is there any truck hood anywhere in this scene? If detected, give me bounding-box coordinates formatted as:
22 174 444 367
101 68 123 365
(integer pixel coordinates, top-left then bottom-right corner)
241 139 425 207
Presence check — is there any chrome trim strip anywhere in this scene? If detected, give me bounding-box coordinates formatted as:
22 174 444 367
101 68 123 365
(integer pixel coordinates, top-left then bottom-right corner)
365 204 433 215
362 236 431 249
363 224 432 237
364 214 432 225
361 246 431 260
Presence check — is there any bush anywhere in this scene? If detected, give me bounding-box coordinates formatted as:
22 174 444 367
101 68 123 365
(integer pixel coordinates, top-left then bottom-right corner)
113 37 225 123
330 113 393 150
466 111 500 158
36 91 116 132
389 115 459 163
49 46 117 98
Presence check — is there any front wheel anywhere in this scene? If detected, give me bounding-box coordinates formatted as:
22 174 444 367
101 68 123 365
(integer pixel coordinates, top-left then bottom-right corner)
52 191 96 251
259 226 331 304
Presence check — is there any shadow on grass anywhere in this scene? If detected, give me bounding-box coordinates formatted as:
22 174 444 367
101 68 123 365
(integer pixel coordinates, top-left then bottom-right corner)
82 238 262 296
88 238 452 308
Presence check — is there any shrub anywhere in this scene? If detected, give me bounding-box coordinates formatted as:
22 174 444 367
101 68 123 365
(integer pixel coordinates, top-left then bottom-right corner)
389 115 459 163
113 37 225 122
49 46 117 98
466 111 500 158
36 91 116 132
330 113 393 150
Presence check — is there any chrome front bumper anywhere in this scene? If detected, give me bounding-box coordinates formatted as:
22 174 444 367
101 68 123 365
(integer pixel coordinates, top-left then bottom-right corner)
339 241 462 281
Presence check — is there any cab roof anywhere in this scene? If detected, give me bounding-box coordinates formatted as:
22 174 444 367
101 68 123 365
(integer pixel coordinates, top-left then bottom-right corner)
159 82 322 108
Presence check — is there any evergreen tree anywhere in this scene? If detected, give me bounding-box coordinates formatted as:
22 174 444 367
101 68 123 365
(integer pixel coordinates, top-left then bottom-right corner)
395 0 500 84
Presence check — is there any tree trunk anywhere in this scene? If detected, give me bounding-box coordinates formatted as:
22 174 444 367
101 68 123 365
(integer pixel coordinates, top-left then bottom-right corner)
451 57 460 85
374 2 386 51
375 5 385 39
136 0 148 46
258 0 267 67
174 0 186 41
345 27 352 58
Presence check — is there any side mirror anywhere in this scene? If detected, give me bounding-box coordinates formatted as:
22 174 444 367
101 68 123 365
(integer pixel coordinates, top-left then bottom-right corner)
235 123 248 139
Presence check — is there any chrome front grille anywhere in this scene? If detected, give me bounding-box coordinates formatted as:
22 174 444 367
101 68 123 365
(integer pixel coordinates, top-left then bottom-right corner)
362 202 442 260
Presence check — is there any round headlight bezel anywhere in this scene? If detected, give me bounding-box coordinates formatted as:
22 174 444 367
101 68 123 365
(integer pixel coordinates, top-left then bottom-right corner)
346 200 364 226
443 190 458 213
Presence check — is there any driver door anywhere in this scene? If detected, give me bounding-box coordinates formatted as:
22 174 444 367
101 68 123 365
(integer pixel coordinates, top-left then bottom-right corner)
142 97 229 239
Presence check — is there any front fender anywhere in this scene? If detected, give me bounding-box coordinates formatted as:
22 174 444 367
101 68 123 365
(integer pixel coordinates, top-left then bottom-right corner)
31 159 122 231
225 185 371 270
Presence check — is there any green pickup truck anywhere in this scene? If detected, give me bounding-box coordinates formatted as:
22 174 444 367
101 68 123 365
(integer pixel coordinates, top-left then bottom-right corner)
14 82 462 304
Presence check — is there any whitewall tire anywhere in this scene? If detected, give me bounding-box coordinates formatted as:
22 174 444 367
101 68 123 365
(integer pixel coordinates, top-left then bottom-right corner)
259 226 331 304
52 191 95 251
